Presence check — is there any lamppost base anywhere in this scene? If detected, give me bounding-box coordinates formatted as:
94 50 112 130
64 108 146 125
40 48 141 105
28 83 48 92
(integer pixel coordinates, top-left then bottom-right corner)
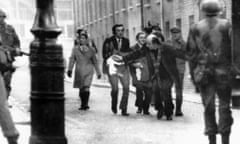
232 96 240 109
30 136 67 144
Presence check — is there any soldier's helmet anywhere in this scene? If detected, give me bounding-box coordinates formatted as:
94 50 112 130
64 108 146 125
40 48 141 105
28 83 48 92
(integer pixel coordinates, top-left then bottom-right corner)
0 9 6 18
200 0 222 16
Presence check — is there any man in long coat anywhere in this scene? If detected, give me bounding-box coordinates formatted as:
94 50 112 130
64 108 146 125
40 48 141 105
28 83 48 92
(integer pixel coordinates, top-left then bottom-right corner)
67 33 101 110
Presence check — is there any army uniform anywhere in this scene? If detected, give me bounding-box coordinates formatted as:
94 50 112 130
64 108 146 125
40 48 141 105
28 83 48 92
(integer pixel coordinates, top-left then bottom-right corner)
167 27 186 116
0 11 20 98
0 10 19 143
186 0 233 144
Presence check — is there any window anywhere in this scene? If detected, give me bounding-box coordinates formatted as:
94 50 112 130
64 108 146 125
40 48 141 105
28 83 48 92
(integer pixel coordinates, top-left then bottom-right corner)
129 0 133 7
165 21 170 38
67 24 74 38
176 18 182 30
123 0 127 9
189 15 195 27
55 0 73 20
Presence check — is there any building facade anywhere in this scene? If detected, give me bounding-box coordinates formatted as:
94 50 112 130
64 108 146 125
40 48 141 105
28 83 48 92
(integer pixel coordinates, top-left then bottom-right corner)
0 0 74 48
73 0 232 69
163 0 232 40
73 0 163 67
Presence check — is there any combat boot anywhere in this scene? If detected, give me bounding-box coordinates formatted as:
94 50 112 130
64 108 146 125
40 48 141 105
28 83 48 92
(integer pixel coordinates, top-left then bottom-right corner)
221 134 229 144
208 135 216 144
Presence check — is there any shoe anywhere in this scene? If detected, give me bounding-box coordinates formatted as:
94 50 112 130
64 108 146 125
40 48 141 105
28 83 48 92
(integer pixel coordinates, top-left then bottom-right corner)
166 115 173 121
195 87 200 93
121 110 129 116
84 106 90 110
111 107 117 114
78 106 90 110
175 111 183 116
157 110 163 119
136 108 142 114
143 111 150 115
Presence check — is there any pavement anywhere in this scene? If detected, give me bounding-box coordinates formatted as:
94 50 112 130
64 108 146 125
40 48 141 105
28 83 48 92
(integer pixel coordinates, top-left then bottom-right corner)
1 56 240 144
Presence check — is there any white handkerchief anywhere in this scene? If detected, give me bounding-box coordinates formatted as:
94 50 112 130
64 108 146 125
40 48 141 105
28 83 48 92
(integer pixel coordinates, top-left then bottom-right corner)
107 56 124 76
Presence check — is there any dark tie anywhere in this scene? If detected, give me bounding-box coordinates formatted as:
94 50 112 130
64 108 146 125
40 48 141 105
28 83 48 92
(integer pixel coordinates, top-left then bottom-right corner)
118 38 122 50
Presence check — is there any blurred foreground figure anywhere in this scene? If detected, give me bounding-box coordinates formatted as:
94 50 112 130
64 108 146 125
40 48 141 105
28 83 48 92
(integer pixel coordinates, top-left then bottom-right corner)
0 46 19 144
0 9 21 99
186 0 233 144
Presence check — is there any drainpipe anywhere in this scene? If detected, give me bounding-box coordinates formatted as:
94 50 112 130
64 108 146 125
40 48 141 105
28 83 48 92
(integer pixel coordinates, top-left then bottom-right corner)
112 0 116 25
140 0 144 30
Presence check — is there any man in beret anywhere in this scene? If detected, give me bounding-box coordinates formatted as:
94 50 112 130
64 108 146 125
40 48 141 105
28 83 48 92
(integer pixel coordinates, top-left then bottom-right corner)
167 27 186 116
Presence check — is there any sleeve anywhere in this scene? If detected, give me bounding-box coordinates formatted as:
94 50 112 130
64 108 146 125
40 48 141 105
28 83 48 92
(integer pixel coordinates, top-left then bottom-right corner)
91 39 98 53
163 44 187 60
91 51 101 75
186 26 198 62
67 47 76 71
102 38 110 60
123 47 147 64
12 27 20 49
186 26 199 76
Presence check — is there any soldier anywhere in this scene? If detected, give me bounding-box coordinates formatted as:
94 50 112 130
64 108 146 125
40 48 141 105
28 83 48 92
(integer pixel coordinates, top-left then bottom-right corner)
0 9 21 99
186 0 233 144
0 47 19 144
167 27 186 116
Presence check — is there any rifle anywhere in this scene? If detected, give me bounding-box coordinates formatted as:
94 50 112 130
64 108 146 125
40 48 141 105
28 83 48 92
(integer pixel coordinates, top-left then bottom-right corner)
0 45 30 56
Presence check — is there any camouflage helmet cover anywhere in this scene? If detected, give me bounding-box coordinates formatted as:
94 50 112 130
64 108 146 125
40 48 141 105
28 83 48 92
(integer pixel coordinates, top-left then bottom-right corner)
200 0 222 16
0 9 6 18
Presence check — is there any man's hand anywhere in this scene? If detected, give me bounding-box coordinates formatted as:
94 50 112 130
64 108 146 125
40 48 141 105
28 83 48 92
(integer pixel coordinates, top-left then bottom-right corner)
112 55 123 62
15 48 21 56
97 74 101 79
67 70 72 78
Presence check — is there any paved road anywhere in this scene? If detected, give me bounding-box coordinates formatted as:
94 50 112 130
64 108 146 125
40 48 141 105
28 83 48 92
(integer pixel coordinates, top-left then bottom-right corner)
3 57 239 144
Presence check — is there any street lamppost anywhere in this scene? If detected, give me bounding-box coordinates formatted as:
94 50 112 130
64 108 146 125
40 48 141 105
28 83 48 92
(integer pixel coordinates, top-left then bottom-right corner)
29 0 67 144
231 0 240 108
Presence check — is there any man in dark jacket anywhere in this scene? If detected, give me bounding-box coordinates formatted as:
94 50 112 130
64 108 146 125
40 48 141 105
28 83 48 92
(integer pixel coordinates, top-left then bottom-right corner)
102 24 131 116
186 0 233 144
129 32 152 115
114 33 186 120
